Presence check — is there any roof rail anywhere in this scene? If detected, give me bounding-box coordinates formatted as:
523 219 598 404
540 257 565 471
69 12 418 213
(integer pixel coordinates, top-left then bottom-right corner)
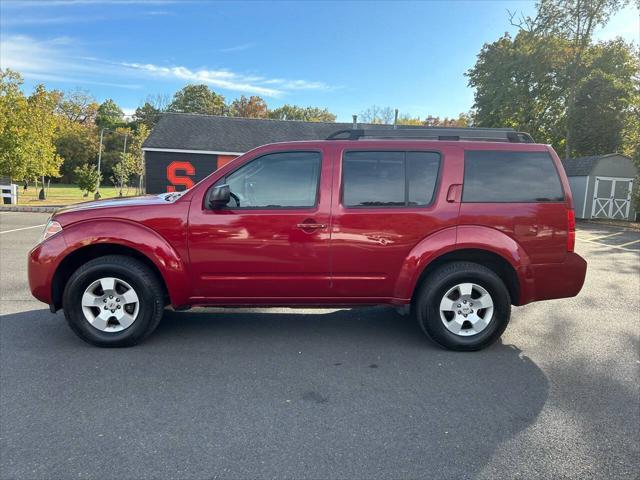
326 127 535 143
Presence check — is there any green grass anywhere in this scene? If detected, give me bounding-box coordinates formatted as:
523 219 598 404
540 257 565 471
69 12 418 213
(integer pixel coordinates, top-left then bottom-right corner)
17 184 138 205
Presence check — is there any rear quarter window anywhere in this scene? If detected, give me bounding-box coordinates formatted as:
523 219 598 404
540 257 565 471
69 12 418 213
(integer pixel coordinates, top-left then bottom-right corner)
463 150 564 203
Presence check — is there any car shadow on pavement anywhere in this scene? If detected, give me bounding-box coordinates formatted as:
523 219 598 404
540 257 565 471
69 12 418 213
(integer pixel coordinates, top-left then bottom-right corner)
1 306 550 479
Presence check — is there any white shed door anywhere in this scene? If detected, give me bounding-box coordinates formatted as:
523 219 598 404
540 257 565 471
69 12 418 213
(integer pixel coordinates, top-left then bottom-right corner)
591 176 634 219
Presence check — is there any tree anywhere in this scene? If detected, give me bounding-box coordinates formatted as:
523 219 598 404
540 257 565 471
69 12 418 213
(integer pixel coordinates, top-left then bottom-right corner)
110 152 136 196
0 69 29 182
396 114 424 126
55 120 99 183
96 99 124 129
568 70 630 155
133 102 161 130
508 0 629 156
359 105 395 124
74 163 101 197
267 104 336 122
24 85 63 198
230 95 268 118
467 31 570 149
467 27 637 156
390 112 473 127
127 124 149 194
57 89 98 124
168 84 226 115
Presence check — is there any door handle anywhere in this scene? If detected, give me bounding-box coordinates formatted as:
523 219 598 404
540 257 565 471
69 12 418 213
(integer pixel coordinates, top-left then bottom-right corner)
447 184 461 203
296 223 326 229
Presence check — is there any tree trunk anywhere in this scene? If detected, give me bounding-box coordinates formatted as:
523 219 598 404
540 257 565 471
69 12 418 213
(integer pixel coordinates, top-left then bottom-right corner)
39 175 46 200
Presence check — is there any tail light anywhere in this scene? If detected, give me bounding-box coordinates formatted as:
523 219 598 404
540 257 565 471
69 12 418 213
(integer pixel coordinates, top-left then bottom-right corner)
567 209 576 252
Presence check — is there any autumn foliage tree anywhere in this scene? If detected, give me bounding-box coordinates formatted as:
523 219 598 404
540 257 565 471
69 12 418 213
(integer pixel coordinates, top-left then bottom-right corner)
268 104 336 122
25 85 64 198
0 69 30 182
230 95 269 118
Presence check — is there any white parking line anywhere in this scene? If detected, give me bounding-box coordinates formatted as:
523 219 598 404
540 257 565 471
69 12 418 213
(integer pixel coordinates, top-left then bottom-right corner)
585 232 623 241
618 239 640 248
576 237 639 252
0 224 46 235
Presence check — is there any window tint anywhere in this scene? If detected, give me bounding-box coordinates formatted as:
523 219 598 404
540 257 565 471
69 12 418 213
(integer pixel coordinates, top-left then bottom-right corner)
342 151 440 207
343 151 405 206
223 151 321 208
407 152 440 206
463 150 564 203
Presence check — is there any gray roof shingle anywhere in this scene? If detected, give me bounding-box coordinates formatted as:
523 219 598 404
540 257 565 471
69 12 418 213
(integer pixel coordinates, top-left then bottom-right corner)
142 113 392 152
561 154 623 176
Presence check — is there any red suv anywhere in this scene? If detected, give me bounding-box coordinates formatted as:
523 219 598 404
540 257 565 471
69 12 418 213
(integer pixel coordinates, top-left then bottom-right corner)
28 128 587 350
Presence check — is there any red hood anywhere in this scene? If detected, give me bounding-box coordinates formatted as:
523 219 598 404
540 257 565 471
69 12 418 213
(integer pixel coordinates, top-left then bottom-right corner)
52 193 185 225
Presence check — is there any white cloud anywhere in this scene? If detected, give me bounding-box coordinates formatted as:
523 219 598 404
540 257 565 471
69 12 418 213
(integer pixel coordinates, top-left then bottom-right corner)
219 43 256 53
0 34 333 97
120 62 286 96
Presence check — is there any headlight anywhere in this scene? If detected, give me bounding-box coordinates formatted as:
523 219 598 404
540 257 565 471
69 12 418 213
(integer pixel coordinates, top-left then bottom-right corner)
41 220 62 242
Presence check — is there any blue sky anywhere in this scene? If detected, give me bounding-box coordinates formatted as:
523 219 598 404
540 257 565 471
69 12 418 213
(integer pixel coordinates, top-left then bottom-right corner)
1 0 638 122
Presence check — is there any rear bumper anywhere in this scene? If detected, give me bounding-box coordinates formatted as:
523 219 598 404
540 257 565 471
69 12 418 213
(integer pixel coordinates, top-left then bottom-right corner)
518 252 587 305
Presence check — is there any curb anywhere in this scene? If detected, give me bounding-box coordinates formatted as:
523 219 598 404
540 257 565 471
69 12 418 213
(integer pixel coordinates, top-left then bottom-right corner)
0 205 63 213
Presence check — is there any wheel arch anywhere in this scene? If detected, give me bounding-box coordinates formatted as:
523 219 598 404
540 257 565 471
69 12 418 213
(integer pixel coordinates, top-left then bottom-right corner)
411 249 521 306
394 225 531 306
51 243 169 310
50 219 191 310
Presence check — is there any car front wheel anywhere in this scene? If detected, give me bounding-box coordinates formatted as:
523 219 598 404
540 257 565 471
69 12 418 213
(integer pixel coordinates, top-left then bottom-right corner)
62 255 165 347
414 261 511 351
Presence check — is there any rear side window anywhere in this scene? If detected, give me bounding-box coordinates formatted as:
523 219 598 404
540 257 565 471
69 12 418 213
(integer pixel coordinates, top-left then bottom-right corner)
342 151 440 207
463 150 564 203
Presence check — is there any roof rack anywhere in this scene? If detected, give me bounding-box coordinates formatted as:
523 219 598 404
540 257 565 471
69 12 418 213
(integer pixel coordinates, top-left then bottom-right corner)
326 127 534 143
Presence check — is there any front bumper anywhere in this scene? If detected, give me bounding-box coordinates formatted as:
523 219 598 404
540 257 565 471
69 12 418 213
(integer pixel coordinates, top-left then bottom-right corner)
28 233 67 306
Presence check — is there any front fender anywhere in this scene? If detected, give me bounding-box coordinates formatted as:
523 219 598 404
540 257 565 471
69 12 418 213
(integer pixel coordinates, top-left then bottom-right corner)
58 219 191 307
393 225 532 302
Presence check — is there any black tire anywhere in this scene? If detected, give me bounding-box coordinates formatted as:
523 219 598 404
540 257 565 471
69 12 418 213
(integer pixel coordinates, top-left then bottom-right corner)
414 261 511 351
62 255 165 347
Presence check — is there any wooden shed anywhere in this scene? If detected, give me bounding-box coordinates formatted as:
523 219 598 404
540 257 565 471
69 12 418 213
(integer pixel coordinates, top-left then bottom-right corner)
561 154 637 221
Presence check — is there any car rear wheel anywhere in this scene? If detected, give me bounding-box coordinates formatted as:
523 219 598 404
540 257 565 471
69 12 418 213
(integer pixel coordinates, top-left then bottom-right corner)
62 255 165 347
414 261 511 351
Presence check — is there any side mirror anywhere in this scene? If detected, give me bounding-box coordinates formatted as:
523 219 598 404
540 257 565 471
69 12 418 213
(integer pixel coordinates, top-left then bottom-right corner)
206 184 231 209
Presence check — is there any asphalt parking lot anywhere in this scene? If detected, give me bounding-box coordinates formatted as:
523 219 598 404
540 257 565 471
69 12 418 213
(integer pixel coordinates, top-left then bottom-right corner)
1 211 638 480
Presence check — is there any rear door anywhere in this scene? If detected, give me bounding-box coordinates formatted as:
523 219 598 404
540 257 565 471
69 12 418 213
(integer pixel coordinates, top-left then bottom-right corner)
329 146 459 300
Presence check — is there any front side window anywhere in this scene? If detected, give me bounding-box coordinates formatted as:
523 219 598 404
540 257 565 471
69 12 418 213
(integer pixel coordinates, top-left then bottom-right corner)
463 150 564 203
342 151 440 207
220 151 321 208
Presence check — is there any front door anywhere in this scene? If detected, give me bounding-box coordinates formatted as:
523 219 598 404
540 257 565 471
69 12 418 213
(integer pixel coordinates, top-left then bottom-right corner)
187 150 332 302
